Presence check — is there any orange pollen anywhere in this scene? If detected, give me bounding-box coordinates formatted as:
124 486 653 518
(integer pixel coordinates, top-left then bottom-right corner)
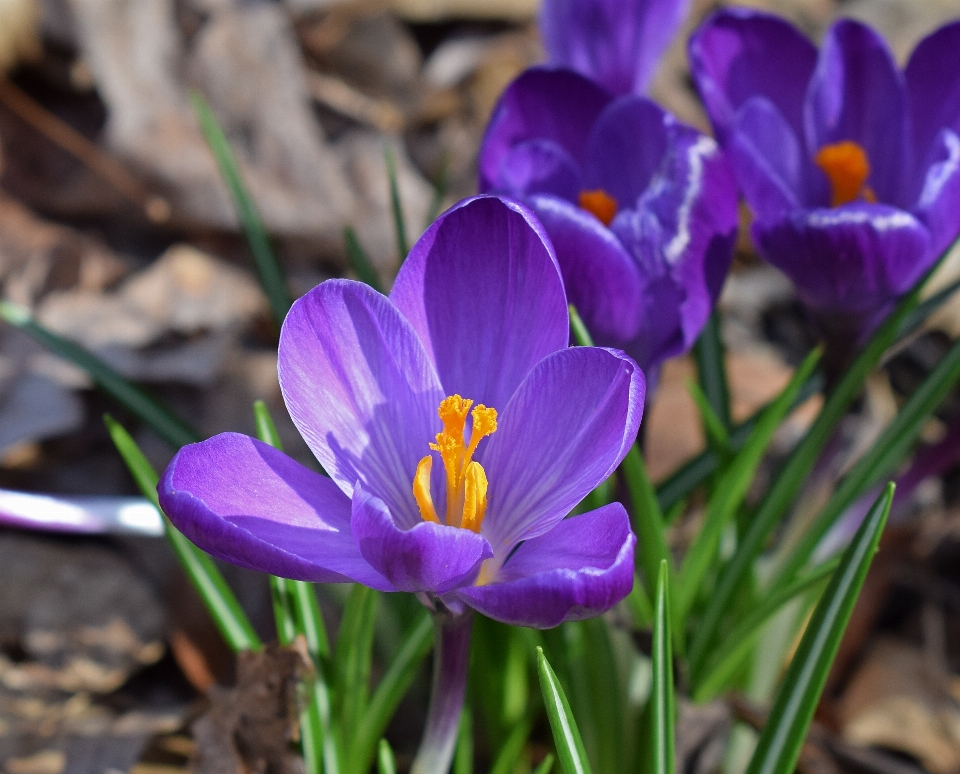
578 188 618 226
815 141 877 207
411 395 497 532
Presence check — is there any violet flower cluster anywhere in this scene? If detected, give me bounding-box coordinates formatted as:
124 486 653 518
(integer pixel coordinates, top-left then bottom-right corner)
478 66 738 384
690 10 960 340
159 196 643 630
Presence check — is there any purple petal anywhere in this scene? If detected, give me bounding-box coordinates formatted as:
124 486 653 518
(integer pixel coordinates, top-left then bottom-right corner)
584 96 671 208
478 67 612 192
278 280 443 529
540 0 690 95
158 433 393 589
351 484 492 594
753 205 932 314
618 262 688 372
913 128 960 258
529 194 643 342
390 196 569 412
478 346 644 559
453 504 635 628
688 8 817 144
609 128 738 368
905 20 960 170
805 19 910 207
728 97 805 219
494 139 582 201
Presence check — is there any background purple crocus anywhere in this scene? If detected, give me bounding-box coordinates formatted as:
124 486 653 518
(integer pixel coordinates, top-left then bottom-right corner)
158 195 643 629
540 0 691 95
478 67 738 387
689 9 960 345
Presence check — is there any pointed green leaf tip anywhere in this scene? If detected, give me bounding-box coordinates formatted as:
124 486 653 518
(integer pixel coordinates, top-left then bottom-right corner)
536 647 593 774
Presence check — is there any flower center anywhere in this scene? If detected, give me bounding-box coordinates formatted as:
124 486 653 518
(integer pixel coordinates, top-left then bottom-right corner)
412 394 498 532
578 188 618 226
815 141 877 207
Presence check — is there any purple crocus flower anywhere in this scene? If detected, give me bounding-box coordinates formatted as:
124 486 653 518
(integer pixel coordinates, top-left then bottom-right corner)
158 194 641 624
540 0 691 95
689 10 960 345
158 195 643 772
478 67 738 385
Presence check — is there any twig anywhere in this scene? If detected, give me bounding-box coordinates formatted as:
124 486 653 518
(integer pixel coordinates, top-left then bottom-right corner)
0 77 171 223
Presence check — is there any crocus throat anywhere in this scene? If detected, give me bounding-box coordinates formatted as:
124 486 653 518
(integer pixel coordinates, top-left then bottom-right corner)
413 395 497 532
578 189 618 226
815 141 877 207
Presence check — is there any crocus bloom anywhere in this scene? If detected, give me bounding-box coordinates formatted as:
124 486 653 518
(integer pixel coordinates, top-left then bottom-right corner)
689 10 960 340
540 0 691 95
158 195 642 628
478 67 738 383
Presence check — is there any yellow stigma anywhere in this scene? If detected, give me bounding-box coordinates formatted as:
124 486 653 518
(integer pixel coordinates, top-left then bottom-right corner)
578 188 618 226
411 394 497 532
815 141 877 207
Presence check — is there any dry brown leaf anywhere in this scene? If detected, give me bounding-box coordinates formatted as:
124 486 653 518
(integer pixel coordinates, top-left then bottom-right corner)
839 638 960 774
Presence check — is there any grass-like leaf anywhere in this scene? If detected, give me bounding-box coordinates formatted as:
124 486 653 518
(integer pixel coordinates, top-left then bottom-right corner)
678 347 821 626
568 304 594 347
353 613 433 774
689 239 957 662
191 92 291 326
693 311 731 429
686 377 731 454
536 647 593 774
626 577 654 628
692 556 839 701
744 483 893 774
344 225 384 293
488 716 534 774
652 561 675 774
377 739 396 774
580 618 626 773
774 330 960 586
384 145 409 264
253 400 330 774
104 415 260 652
425 152 450 227
453 707 474 774
656 372 824 512
532 755 555 774
622 447 672 599
2 302 198 449
334 584 378 747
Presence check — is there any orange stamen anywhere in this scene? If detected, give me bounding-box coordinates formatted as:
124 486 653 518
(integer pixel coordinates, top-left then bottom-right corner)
415 394 497 532
578 189 618 226
815 141 876 207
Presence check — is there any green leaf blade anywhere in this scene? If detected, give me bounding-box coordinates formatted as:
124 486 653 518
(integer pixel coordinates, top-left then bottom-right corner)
353 613 433 774
344 226 384 293
652 561 675 774
104 414 260 652
693 311 731 430
679 347 822 629
2 302 198 449
536 647 593 774
191 92 291 326
745 483 894 774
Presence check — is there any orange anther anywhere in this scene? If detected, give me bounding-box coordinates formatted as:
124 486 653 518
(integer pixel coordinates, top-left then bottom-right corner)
578 188 618 226
815 141 874 207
